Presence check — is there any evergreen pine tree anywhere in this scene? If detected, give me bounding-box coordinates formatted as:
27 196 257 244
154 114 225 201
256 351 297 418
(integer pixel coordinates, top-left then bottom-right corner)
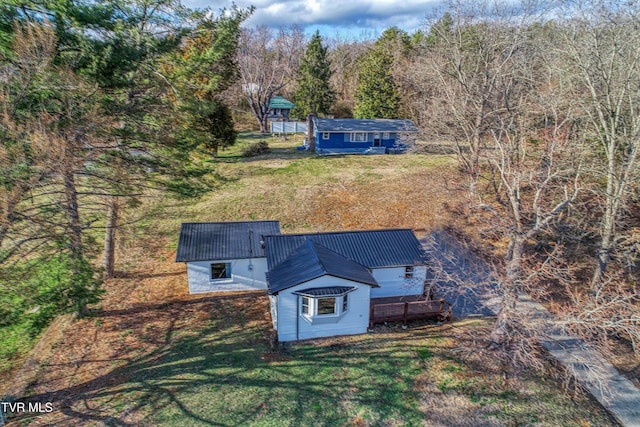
354 47 399 119
292 30 334 118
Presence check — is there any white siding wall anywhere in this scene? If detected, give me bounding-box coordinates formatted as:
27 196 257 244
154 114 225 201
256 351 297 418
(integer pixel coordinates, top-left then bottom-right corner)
186 258 268 294
370 266 426 298
276 276 372 342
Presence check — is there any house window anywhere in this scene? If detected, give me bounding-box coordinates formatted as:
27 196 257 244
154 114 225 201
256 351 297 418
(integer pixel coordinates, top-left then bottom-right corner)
405 266 414 279
317 298 336 315
211 262 231 280
323 132 330 139
383 132 390 139
350 132 367 142
298 287 353 319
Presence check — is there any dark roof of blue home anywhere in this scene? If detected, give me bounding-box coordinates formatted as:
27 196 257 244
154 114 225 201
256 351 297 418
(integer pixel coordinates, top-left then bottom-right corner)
313 118 418 133
264 229 427 271
266 239 379 294
175 221 281 262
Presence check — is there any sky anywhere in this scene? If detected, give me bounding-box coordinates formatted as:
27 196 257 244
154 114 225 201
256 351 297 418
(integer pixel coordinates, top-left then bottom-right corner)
182 0 445 40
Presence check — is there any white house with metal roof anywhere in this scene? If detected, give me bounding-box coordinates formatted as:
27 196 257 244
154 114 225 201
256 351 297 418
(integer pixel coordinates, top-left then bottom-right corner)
175 221 281 293
264 229 428 342
176 222 429 341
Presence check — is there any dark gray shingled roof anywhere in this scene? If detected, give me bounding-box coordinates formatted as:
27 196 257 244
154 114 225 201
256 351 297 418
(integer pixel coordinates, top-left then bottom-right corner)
266 239 379 294
264 229 427 270
175 221 281 262
313 118 418 133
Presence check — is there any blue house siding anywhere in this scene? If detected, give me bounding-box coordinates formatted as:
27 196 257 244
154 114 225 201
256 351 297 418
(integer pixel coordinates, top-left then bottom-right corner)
312 118 416 155
315 132 403 155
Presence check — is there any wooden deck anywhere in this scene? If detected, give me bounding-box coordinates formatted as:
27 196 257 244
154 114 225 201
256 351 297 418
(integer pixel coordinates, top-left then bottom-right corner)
369 296 452 328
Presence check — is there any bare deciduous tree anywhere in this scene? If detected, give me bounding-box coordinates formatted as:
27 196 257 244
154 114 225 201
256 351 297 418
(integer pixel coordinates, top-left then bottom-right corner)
237 25 304 132
414 1 537 196
327 39 370 117
559 1 640 292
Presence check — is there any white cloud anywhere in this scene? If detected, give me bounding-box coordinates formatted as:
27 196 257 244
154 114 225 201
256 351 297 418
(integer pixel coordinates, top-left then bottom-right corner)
184 0 443 38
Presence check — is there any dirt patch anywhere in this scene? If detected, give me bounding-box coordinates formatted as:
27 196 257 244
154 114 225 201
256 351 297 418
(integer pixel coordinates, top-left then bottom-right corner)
308 168 462 231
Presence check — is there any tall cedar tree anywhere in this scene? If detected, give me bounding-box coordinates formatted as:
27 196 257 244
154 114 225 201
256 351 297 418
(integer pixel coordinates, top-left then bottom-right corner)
354 46 399 119
292 31 334 118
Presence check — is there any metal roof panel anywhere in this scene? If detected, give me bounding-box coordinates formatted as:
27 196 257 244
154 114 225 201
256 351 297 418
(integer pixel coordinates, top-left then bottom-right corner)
264 229 427 271
175 221 281 262
269 96 295 109
267 239 379 294
294 286 356 296
313 118 418 133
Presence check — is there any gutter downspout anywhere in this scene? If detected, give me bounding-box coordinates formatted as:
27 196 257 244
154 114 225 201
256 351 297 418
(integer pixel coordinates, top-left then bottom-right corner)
296 295 300 341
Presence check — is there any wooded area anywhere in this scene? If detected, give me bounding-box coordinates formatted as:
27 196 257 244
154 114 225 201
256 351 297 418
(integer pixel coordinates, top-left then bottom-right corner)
0 0 638 382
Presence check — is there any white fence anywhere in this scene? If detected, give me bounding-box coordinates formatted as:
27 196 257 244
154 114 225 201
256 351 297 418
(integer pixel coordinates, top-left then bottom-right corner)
270 121 307 134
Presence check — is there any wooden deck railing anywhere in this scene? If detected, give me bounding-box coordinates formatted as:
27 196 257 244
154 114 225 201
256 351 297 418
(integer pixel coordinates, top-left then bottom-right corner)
369 299 452 328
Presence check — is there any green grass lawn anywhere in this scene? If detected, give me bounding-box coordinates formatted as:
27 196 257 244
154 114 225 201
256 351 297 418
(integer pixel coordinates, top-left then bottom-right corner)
8 295 612 426
80 298 610 427
143 324 429 426
0 322 38 374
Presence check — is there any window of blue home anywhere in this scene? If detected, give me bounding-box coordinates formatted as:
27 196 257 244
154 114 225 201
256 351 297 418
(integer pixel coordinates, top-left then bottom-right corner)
405 266 414 279
350 132 367 142
383 132 390 139
210 262 231 280
323 132 330 139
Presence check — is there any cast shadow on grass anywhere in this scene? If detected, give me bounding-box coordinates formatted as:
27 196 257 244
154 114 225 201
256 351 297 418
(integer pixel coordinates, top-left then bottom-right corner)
214 147 312 164
114 271 183 280
12 295 451 426
10 292 604 426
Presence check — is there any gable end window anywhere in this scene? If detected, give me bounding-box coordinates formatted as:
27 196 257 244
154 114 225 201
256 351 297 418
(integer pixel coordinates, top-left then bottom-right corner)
405 266 414 279
211 262 231 280
350 132 367 142
323 132 330 139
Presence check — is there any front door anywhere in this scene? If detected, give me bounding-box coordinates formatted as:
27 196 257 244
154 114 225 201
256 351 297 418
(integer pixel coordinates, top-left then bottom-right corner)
373 133 381 147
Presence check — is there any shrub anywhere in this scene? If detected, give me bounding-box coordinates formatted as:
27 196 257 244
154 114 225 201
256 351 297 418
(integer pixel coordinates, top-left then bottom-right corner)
243 141 270 157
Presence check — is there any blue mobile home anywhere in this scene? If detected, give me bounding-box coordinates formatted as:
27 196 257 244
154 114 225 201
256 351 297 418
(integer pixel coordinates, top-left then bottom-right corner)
311 118 418 155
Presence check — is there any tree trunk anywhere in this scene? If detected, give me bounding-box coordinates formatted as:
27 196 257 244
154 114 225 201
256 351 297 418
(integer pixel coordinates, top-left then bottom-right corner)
63 170 83 259
63 169 87 316
260 114 268 133
491 235 524 344
591 224 613 293
103 196 118 279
